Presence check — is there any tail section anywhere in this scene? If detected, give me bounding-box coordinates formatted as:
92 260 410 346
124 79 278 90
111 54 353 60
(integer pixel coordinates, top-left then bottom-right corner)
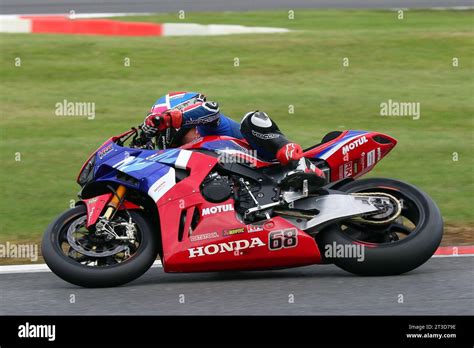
304 130 397 182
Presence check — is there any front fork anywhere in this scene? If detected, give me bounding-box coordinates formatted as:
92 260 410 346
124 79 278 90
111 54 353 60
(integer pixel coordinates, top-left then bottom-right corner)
103 185 127 220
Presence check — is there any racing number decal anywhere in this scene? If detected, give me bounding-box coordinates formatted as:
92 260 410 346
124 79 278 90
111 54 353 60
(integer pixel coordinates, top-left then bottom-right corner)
268 228 298 251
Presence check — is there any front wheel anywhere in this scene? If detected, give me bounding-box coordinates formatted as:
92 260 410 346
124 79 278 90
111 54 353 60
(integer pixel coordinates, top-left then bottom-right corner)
316 178 443 276
42 205 159 287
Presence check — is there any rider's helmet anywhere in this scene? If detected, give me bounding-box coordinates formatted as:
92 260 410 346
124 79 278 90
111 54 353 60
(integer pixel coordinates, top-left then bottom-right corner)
149 92 206 148
150 91 206 115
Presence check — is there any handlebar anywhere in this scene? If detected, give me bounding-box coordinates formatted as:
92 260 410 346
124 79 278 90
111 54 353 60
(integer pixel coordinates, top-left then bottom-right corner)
129 125 154 149
115 124 177 151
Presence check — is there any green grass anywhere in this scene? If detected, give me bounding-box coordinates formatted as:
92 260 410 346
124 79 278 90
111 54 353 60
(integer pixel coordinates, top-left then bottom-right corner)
0 9 473 243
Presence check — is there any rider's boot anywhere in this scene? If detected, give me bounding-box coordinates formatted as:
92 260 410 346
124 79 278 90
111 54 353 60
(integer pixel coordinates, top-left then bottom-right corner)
276 143 326 191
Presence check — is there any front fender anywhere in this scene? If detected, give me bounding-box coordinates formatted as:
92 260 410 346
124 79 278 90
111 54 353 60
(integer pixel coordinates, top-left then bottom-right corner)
76 194 142 227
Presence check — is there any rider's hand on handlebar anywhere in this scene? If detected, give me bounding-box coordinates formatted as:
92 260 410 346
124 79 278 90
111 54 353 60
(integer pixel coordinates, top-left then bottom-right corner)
142 110 183 138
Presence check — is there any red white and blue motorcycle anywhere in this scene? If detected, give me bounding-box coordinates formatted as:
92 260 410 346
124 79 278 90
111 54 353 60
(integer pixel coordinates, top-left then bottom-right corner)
42 126 443 287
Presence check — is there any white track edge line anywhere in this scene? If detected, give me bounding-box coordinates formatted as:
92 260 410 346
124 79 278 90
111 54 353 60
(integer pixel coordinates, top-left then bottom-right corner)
0 260 162 274
1 255 473 274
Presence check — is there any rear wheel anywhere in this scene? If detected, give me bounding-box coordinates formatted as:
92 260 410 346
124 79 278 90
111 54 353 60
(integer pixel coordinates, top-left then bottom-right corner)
316 178 443 276
42 205 159 287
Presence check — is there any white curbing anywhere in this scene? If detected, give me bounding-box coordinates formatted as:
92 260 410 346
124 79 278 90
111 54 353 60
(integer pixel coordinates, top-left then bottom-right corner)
0 17 31 33
162 23 289 36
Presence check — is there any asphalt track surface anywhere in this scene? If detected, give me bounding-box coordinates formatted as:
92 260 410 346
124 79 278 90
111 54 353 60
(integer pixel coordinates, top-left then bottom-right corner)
1 0 473 14
0 257 472 315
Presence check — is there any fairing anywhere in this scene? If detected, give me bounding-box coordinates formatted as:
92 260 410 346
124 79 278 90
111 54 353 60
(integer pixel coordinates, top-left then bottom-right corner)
76 129 397 272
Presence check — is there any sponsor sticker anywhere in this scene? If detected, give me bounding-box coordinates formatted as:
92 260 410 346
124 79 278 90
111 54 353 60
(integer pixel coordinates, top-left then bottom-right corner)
223 227 245 236
342 136 368 155
366 149 376 168
189 232 219 242
246 224 264 233
188 237 266 258
343 161 353 178
201 203 234 216
98 143 113 159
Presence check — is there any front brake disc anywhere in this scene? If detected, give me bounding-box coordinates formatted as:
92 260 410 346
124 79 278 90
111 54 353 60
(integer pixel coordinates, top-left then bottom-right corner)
66 216 127 257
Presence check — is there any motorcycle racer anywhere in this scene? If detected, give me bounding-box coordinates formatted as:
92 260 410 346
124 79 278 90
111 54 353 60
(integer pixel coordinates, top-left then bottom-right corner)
141 91 326 187
42 93 443 288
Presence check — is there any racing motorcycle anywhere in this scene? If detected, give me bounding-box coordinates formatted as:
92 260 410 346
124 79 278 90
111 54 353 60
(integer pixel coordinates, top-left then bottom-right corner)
42 126 443 287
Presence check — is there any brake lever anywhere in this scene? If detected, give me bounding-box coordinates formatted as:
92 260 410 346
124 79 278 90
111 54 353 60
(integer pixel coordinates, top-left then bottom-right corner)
130 127 139 145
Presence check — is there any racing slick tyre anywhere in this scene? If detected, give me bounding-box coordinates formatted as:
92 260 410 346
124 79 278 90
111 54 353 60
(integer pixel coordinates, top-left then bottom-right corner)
42 205 158 287
316 178 443 276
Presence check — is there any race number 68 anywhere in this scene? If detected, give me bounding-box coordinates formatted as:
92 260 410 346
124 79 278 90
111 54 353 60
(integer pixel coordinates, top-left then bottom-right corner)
268 228 298 250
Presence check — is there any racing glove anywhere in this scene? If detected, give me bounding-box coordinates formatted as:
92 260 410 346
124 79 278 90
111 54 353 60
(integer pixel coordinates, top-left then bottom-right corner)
142 109 183 138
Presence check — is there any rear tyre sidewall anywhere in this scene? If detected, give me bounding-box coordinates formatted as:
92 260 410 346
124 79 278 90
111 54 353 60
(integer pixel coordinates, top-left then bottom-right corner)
316 178 443 276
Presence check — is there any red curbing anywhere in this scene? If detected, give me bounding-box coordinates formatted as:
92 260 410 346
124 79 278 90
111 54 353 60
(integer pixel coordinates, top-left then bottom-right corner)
20 17 163 36
434 245 474 256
